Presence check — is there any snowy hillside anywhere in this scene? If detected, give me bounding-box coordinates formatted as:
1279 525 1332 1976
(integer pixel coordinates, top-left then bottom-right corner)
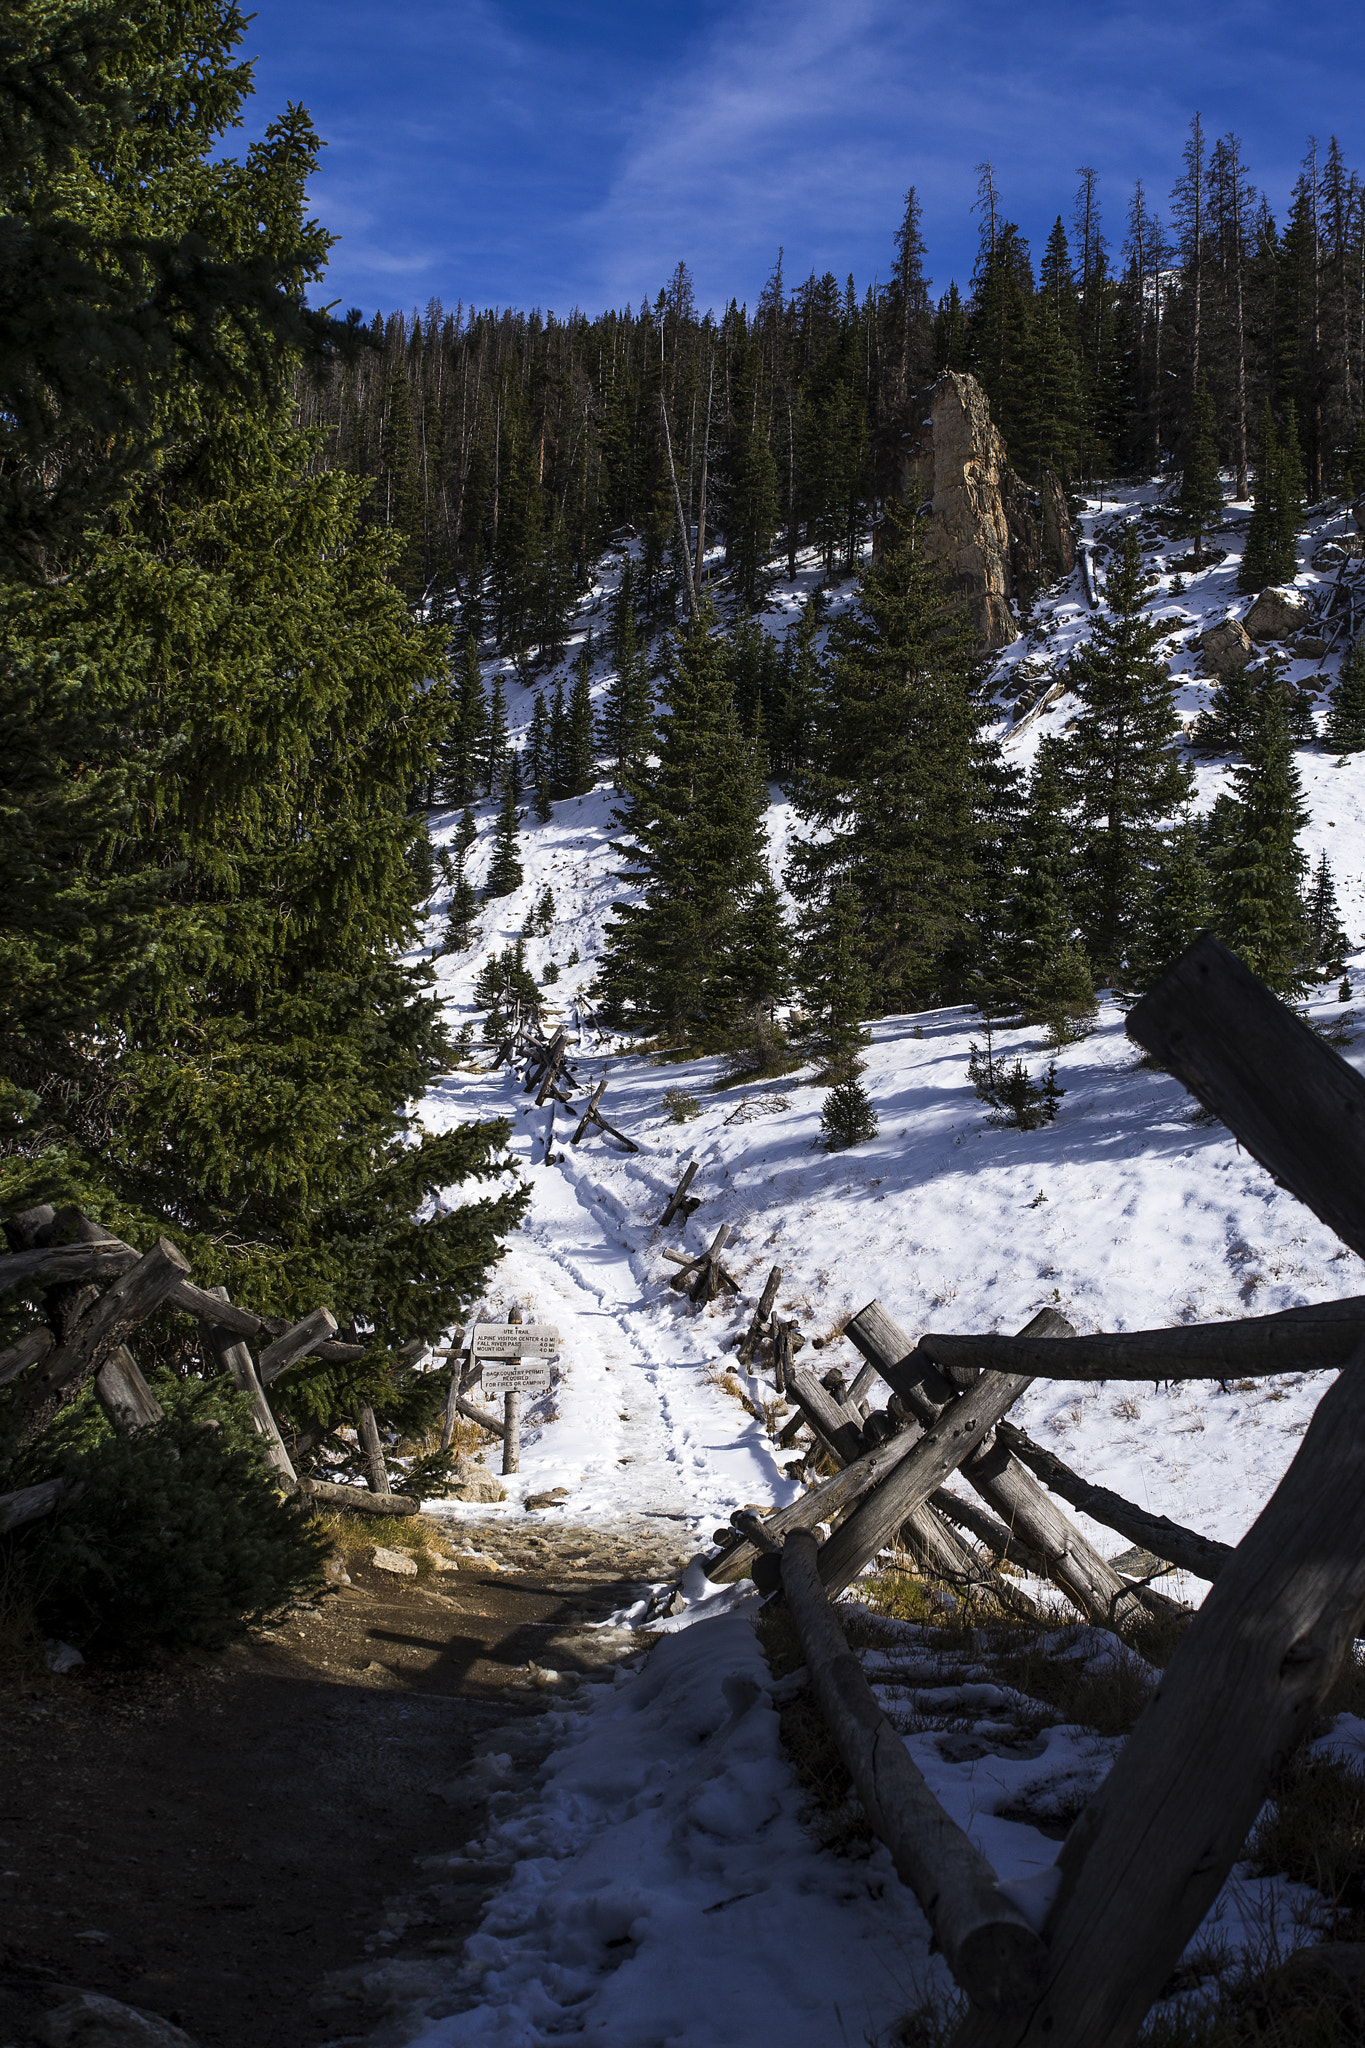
387 494 1365 2048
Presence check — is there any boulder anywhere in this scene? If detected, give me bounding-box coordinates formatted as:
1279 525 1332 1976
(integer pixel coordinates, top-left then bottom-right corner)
1243 585 1312 642
41 1993 198 2048
371 1545 417 1576
1200 618 1254 675
449 1456 506 1504
524 1487 569 1511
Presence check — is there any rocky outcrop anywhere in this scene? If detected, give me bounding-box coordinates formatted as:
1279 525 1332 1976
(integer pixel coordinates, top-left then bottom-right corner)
892 371 1076 651
1243 586 1312 642
1200 618 1254 676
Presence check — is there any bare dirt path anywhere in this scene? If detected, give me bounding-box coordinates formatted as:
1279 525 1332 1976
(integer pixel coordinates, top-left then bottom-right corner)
0 1515 691 2047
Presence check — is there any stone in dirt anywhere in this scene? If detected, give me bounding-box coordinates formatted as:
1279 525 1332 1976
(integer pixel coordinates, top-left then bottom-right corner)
41 1991 199 2047
524 1487 570 1511
1200 617 1254 675
447 1457 506 1504
1243 585 1312 641
890 370 1076 651
371 1546 417 1576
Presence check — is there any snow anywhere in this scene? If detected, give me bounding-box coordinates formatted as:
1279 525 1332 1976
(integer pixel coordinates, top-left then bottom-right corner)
393 487 1365 2043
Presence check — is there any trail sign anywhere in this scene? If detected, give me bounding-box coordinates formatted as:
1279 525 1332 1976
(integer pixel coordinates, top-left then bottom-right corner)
481 1360 554 1397
470 1324 560 1359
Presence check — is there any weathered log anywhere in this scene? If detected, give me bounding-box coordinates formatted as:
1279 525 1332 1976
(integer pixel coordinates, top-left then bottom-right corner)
440 1313 482 1450
658 1160 702 1229
1127 933 1365 1262
297 1476 419 1517
931 1488 1049 1575
356 1402 390 1493
816 1369 1036 1599
2 1203 56 1251
0 1475 83 1533
259 1307 339 1384
997 1422 1234 1582
0 1241 139 1295
455 1393 507 1441
570 1079 606 1144
954 1334 1365 2048
917 1296 1365 1384
199 1286 297 1483
737 1266 783 1365
788 1363 865 1464
0 1325 54 1387
94 1346 165 1432
848 1302 1170 1628
16 1237 192 1440
782 1529 1047 2012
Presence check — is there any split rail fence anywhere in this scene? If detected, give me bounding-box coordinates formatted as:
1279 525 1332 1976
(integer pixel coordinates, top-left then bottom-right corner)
693 934 1365 2047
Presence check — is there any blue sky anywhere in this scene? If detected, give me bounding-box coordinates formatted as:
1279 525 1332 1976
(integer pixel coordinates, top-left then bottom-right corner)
238 0 1365 321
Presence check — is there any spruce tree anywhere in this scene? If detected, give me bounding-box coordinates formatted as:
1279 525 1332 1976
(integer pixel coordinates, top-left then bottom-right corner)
1178 380 1224 564
1326 635 1365 754
528 691 553 820
594 606 779 1044
566 642 596 795
482 673 510 797
787 502 983 1012
1189 662 1256 755
1211 665 1310 993
443 859 480 954
796 882 874 1079
1304 851 1351 983
483 777 523 899
548 680 569 798
1135 818 1214 987
439 637 488 804
456 805 478 856
725 335 780 612
598 570 654 789
1004 741 1095 1034
1059 526 1193 976
820 1075 879 1151
1239 405 1296 593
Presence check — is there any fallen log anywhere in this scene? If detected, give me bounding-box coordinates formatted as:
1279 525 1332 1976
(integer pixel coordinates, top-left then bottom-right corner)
1127 932 1365 1264
297 1476 419 1517
658 1160 702 1229
455 1393 507 1442
997 1422 1234 1582
782 1529 1047 2012
0 1241 138 1295
0 1325 54 1388
954 1333 1365 2048
259 1307 340 1384
917 1296 1365 1384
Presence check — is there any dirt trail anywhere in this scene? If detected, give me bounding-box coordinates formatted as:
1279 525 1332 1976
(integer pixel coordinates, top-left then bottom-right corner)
0 1515 692 2048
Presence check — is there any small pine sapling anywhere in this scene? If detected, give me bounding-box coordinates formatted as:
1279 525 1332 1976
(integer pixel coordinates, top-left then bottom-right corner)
967 1020 1064 1130
819 1075 879 1151
483 778 523 899
1326 635 1365 756
662 1086 701 1123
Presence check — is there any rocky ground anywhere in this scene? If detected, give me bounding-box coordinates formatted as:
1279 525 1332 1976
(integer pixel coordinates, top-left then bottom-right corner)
0 1514 692 2048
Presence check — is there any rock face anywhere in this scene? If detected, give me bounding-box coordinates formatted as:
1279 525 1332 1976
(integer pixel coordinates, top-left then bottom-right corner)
1200 618 1254 675
1243 586 1312 642
893 371 1075 650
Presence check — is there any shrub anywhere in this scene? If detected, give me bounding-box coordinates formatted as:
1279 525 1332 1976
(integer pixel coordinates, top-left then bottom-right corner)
663 1086 700 1123
542 959 560 985
820 1076 879 1151
968 1035 1064 1130
7 1383 326 1661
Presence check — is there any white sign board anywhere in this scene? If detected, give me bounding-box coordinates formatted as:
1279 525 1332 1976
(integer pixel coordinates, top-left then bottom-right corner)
471 1324 560 1359
481 1360 554 1397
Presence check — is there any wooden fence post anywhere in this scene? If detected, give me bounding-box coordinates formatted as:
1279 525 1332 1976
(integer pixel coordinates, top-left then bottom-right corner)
200 1287 297 1484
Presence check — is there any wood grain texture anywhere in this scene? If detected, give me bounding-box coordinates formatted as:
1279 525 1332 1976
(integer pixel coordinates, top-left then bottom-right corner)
94 1346 165 1432
0 1476 81 1533
258 1307 339 1384
1127 932 1365 1258
783 1529 1047 2012
297 1477 419 1517
199 1287 297 1483
997 1423 1233 1581
954 1335 1365 2048
0 1242 138 1294
0 1325 54 1388
16 1237 191 1437
356 1402 390 1493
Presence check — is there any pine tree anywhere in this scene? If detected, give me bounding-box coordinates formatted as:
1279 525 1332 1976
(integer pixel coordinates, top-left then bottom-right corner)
455 805 478 856
1059 526 1193 976
472 939 540 1040
566 642 596 796
787 502 983 1011
1326 635 1365 754
1239 405 1296 593
1178 380 1224 563
483 778 523 899
820 1075 879 1151
528 691 553 820
548 680 569 798
1189 662 1256 754
594 606 778 1044
443 858 480 954
1304 851 1351 982
796 882 874 1080
1004 741 1096 1035
1135 818 1214 986
725 335 780 611
1211 665 1310 993
1020 219 1085 484
438 637 488 804
482 673 510 798
597 572 654 788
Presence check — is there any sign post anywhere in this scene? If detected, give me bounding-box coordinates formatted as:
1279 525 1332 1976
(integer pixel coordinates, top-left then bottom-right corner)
470 1314 561 1475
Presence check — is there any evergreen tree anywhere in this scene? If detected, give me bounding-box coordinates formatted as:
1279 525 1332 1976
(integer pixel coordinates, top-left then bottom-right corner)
455 805 478 856
820 1075 879 1151
1189 662 1256 754
597 584 654 789
472 939 540 1040
1004 741 1096 1034
787 501 983 1011
796 882 874 1079
1211 665 1310 993
1135 818 1214 987
1020 219 1085 484
594 606 779 1044
548 680 569 797
528 691 553 820
1326 635 1365 754
1304 851 1351 982
1239 403 1300 592
1059 527 1193 975
725 336 781 611
482 673 510 797
1177 380 1224 563
483 777 523 899
566 642 596 795
443 859 480 954
437 637 487 805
